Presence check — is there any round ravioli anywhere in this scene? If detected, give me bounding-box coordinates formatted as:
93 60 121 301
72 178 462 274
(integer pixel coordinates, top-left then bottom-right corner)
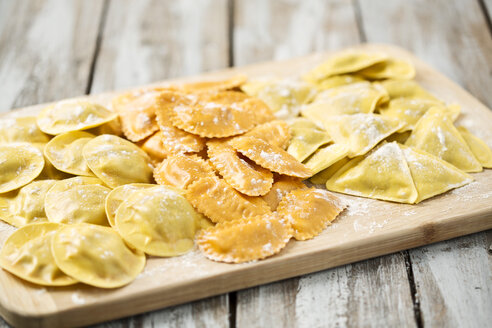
44 131 95 176
244 120 292 149
161 91 265 137
261 176 307 211
207 139 273 196
155 115 206 154
0 180 56 227
52 223 146 288
45 176 110 225
115 186 198 257
0 116 50 143
196 213 293 263
277 188 346 240
83 134 154 188
0 143 45 193
230 136 312 179
37 100 117 135
0 222 78 286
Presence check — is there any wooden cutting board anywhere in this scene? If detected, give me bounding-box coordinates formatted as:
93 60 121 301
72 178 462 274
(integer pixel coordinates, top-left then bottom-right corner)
1 44 491 328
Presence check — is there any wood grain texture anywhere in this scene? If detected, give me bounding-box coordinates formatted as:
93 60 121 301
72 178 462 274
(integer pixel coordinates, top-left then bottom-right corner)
233 0 360 65
90 0 229 93
0 44 492 328
233 1 416 327
358 1 492 327
0 0 105 111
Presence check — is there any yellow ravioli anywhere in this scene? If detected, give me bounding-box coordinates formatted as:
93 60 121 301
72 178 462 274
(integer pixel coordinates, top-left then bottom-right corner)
303 51 388 83
326 142 418 204
457 126 492 168
186 177 271 223
37 100 117 135
0 222 77 286
207 139 273 196
162 91 267 138
230 136 312 179
386 131 412 144
115 186 198 257
321 113 404 157
45 176 110 225
244 120 292 149
0 180 56 227
44 131 95 176
309 157 351 185
0 116 50 143
401 145 473 203
51 223 146 288
380 79 439 101
287 127 332 162
358 58 416 80
261 176 307 211
0 143 45 193
302 82 387 118
277 188 346 240
83 134 154 188
241 79 316 119
303 143 349 175
105 183 156 229
405 107 482 172
154 153 216 189
315 75 366 90
196 213 292 263
180 75 247 92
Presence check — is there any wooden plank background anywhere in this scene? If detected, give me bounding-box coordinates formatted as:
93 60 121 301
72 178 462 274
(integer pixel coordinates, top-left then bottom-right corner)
0 0 491 327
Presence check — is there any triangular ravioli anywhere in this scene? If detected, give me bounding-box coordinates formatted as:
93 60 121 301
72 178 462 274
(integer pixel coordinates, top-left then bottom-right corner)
326 142 418 204
405 107 482 172
457 126 492 168
321 113 405 157
401 145 473 203
381 79 439 101
287 127 332 162
310 157 350 185
358 58 415 80
302 82 387 119
304 143 349 175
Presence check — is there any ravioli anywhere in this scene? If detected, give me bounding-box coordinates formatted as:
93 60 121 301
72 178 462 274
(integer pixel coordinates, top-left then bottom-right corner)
277 188 346 240
230 136 312 179
358 58 415 80
380 79 439 101
401 145 473 203
261 176 307 211
303 51 388 83
244 120 292 149
186 177 271 223
457 126 492 168
287 127 332 162
207 139 273 196
321 113 404 157
83 134 154 188
0 222 77 286
0 116 50 143
0 143 45 193
45 176 110 225
37 100 117 135
44 131 95 176
52 223 146 288
405 107 482 172
0 180 56 227
115 186 198 257
315 75 366 90
326 142 418 204
379 98 446 131
138 132 171 164
303 143 349 175
302 82 387 119
196 213 292 263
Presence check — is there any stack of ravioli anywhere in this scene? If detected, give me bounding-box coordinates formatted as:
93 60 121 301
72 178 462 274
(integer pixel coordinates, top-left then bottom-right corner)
242 50 492 204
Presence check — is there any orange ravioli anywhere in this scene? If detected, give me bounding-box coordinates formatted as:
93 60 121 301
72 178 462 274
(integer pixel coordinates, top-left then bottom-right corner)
230 136 312 179
261 176 307 211
155 111 206 154
196 213 293 263
138 131 171 163
186 177 271 223
207 140 273 196
180 75 247 92
244 120 292 149
112 88 168 142
277 188 346 241
154 153 215 189
161 91 266 138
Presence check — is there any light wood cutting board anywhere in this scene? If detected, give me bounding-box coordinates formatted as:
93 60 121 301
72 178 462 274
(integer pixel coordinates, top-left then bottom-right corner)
0 44 491 328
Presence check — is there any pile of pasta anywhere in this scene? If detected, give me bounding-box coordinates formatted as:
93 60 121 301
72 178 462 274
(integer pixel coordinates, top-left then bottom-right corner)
0 78 345 289
242 51 492 204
